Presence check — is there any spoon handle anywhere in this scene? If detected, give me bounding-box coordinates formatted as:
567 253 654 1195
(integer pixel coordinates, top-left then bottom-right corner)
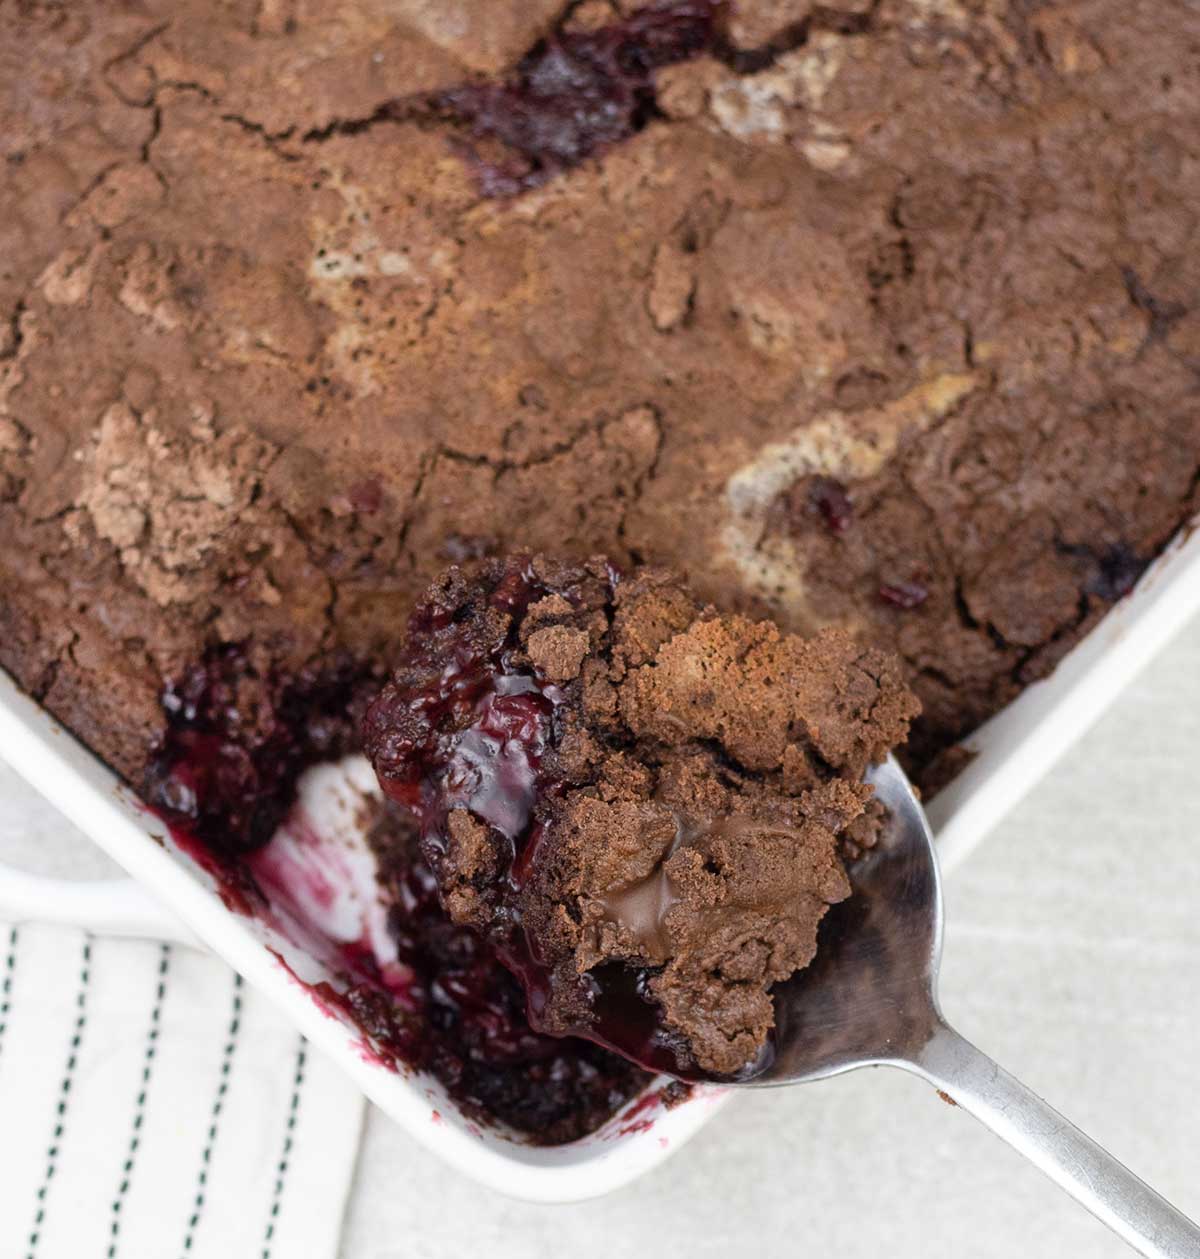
900 1020 1200 1257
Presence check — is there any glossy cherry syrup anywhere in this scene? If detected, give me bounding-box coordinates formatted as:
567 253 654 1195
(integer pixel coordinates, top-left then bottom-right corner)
364 556 756 1082
145 641 648 1141
432 0 720 195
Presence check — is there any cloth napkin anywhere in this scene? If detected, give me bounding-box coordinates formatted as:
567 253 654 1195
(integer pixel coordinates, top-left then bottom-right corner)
0 920 364 1259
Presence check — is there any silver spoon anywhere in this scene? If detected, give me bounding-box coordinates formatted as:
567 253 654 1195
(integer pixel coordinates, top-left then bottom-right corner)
743 756 1200 1259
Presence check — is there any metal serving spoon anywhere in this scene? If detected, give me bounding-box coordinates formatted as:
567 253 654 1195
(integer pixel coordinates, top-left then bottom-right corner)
743 757 1200 1259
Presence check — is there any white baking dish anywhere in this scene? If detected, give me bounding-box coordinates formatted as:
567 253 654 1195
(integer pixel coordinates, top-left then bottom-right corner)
1 519 1198 1202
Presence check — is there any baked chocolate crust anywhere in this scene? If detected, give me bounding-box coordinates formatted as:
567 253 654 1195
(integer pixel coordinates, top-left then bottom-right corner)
364 555 918 1076
3 1 1197 792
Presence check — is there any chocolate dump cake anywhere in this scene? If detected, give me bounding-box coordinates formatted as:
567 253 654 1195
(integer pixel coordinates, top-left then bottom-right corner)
2 0 1199 1135
364 555 917 1078
358 798 653 1142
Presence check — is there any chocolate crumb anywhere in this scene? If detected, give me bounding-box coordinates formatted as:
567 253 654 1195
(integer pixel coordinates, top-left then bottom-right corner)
365 555 919 1078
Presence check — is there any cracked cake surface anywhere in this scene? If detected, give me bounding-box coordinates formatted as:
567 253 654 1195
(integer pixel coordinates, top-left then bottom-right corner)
364 555 919 1077
3 0 1199 794
1 0 1199 1130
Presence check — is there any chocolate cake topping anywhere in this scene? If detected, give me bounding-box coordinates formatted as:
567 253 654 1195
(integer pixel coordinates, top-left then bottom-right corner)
363 800 650 1142
364 555 918 1077
3 0 1200 1133
3 0 1198 801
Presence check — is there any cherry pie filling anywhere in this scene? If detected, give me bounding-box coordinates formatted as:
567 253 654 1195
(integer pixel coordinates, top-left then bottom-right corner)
145 641 651 1143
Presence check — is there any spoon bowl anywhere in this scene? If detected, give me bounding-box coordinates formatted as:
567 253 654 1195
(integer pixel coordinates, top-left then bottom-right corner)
736 757 1200 1259
760 758 943 1085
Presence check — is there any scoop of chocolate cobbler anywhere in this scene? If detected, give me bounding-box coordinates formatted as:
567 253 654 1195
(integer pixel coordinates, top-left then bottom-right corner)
364 555 918 1077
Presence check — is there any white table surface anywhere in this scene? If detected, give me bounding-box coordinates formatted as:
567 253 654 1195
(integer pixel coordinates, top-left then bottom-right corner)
3 611 1199 1258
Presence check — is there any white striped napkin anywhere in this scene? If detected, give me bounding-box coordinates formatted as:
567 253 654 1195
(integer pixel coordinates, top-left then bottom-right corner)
0 921 364 1259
